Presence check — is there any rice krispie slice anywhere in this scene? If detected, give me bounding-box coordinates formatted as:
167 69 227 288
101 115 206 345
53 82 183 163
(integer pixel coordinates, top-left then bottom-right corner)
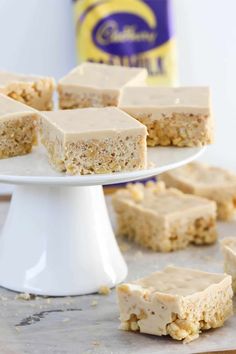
112 181 217 252
160 162 236 220
221 237 236 293
0 94 38 158
117 266 233 343
0 71 55 110
118 86 213 147
58 62 147 109
40 107 147 175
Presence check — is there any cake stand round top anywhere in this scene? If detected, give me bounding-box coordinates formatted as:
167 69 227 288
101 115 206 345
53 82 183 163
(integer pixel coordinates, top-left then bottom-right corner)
0 145 206 186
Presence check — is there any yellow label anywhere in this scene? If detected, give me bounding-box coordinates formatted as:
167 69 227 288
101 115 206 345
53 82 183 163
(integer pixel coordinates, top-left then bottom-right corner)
74 0 177 86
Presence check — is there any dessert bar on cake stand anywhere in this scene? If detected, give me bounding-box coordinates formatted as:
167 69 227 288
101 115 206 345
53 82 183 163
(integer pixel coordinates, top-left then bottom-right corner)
0 145 205 296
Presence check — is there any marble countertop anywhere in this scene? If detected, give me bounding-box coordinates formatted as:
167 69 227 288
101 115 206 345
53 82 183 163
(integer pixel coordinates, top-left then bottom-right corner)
0 199 235 354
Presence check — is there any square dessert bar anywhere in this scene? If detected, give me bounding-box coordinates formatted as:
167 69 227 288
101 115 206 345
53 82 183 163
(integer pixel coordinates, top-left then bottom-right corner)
221 237 236 292
118 86 214 147
117 266 233 343
40 107 147 175
112 181 217 252
0 94 38 158
58 62 147 109
160 162 236 220
0 71 55 110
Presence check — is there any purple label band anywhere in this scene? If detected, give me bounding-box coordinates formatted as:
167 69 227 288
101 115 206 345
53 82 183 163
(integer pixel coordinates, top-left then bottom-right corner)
76 0 174 56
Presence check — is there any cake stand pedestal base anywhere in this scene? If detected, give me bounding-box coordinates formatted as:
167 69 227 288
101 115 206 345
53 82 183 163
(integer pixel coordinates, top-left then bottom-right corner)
0 184 127 296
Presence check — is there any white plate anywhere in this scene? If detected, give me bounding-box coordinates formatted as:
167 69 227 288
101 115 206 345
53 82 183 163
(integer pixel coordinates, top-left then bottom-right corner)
0 145 205 186
0 144 206 295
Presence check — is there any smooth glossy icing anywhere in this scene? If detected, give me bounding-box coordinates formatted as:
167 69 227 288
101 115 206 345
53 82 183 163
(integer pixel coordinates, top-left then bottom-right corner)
117 184 215 217
0 94 36 117
59 62 147 90
168 162 236 187
0 71 50 87
41 107 147 139
133 266 227 296
119 86 210 115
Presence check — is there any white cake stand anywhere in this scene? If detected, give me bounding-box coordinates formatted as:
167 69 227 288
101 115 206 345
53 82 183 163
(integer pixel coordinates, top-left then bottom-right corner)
0 145 205 296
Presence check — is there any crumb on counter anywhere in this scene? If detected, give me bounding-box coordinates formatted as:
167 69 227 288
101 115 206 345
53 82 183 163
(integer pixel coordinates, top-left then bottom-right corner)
118 240 130 253
62 318 70 323
15 293 35 301
98 286 111 295
134 250 143 258
91 300 98 307
0 295 8 301
91 340 100 346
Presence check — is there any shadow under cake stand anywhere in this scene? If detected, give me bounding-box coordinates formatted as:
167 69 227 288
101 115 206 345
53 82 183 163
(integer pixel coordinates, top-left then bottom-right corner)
0 145 205 296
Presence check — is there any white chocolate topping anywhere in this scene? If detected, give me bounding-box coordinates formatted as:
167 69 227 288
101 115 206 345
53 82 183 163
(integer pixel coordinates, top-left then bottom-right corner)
0 94 36 118
41 107 147 138
58 62 147 90
119 86 210 115
118 183 214 216
0 71 51 87
132 266 228 296
169 162 236 188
